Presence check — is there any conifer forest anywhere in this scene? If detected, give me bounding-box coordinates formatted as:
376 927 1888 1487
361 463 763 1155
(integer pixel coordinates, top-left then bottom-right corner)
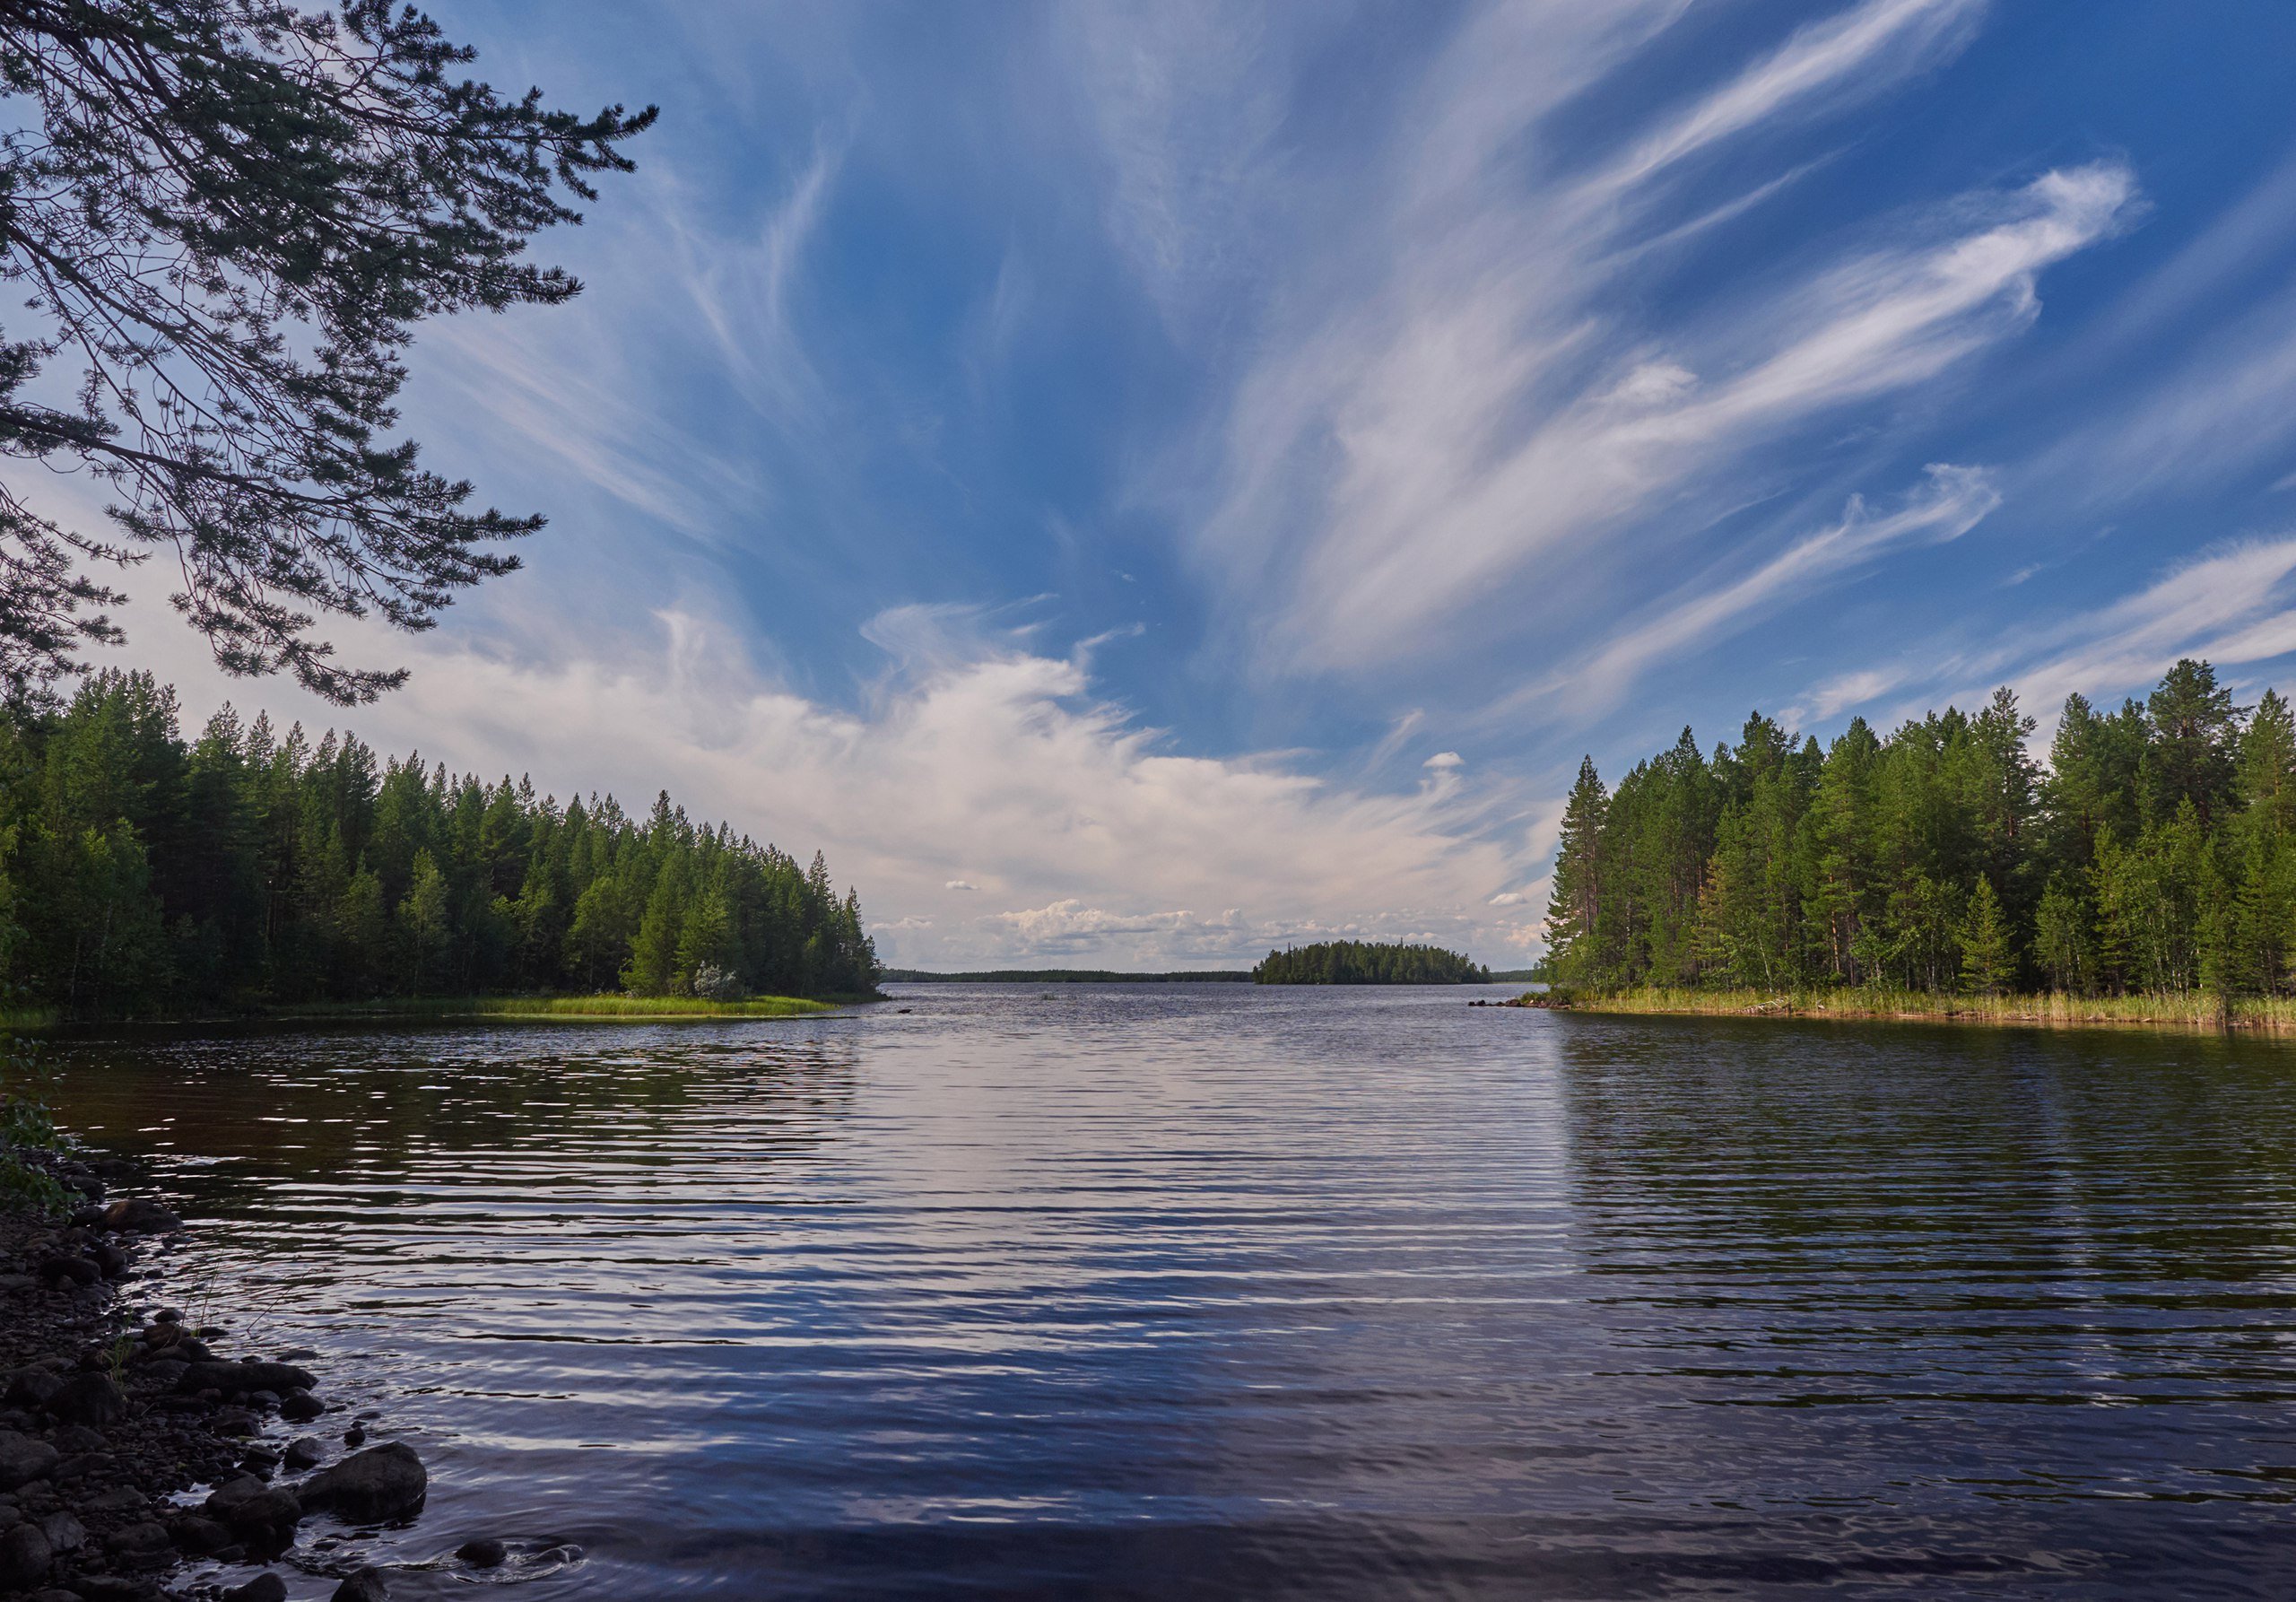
1 672 879 1018
1543 660 2294 1000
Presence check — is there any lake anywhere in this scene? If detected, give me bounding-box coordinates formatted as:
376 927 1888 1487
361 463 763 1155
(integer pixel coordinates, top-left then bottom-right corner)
39 984 2296 1598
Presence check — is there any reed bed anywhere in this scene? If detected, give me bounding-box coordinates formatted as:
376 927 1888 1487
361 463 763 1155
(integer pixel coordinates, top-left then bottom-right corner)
1563 988 2296 1033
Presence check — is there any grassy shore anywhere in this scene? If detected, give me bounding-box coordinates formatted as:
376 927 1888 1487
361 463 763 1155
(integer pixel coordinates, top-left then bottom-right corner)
1555 987 2296 1034
272 993 845 1021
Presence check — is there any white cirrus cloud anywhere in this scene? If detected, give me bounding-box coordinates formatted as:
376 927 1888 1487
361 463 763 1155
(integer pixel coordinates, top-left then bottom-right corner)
1136 0 2123 683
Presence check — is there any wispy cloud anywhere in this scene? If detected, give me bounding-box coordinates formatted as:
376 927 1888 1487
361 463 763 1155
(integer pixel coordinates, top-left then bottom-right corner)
1788 536 2296 730
1519 462 1999 715
1174 0 2119 679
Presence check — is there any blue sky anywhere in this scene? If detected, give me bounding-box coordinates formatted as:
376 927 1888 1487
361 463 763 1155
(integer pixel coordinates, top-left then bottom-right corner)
116 0 2296 967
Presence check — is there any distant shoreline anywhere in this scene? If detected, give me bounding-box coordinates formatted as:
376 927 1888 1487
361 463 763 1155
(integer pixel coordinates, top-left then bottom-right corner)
1538 987 2296 1034
881 969 1252 984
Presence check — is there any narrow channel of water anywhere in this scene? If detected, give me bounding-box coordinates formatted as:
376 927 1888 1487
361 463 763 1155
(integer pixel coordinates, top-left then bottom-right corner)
41 985 2296 1598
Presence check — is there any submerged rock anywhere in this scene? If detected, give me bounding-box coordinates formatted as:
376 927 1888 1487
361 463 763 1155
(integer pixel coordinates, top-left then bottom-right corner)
100 1197 181 1233
457 1535 509 1568
333 1566 390 1600
300 1441 426 1523
222 1575 287 1602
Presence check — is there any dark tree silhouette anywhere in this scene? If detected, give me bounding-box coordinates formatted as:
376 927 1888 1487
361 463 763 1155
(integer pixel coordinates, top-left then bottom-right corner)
0 1 655 701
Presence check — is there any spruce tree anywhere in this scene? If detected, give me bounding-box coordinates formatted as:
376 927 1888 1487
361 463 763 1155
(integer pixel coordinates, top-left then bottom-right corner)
1959 877 2012 997
1543 757 1606 984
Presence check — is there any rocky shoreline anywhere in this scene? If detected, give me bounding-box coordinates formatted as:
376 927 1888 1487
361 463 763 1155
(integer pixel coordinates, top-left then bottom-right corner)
0 1149 466 1601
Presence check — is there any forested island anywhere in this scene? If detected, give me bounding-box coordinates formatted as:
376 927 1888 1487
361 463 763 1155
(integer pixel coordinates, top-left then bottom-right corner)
1 672 879 1021
1254 941 1490 984
1542 659 2296 1027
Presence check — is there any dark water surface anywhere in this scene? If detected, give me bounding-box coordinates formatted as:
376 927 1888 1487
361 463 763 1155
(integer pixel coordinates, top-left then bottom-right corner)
40 985 2296 1598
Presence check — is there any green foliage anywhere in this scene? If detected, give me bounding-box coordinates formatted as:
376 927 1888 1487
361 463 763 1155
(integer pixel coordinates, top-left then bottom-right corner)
0 1013 65 1215
1548 659 2295 1003
0 670 879 1016
0 1 655 701
1253 941 1489 985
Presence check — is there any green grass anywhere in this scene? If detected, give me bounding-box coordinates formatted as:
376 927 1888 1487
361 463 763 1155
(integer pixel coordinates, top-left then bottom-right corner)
0 1006 58 1032
269 993 842 1022
1554 987 2296 1034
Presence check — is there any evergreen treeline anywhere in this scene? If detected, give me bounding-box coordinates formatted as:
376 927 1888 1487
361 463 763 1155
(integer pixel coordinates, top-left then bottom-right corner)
1254 941 1490 985
1 672 879 1018
1543 659 2296 998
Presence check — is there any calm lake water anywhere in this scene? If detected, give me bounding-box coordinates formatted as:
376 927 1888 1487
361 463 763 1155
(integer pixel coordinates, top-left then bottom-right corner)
39 984 2296 1598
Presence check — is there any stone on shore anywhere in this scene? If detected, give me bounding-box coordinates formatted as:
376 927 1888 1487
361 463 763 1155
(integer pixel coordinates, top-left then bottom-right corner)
36 1510 83 1554
174 1360 317 1397
0 1431 59 1490
283 1435 325 1469
334 1566 390 1600
105 1518 175 1570
223 1575 288 1602
44 1371 129 1426
280 1387 324 1422
167 1512 230 1555
300 1441 426 1522
3 1370 60 1411
0 1521 50 1589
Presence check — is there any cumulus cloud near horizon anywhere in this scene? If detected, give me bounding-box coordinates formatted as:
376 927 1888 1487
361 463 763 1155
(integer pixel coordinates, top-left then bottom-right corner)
131 596 1548 970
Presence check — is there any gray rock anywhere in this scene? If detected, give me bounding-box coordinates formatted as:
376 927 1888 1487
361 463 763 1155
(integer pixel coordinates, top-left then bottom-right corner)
280 1388 324 1422
0 1371 57 1412
175 1360 317 1397
52 1451 114 1481
38 1255 98 1287
0 1521 49 1589
333 1568 389 1602
300 1441 426 1523
36 1510 82 1554
44 1372 128 1426
48 1425 101 1453
77 1484 144 1517
212 1406 261 1436
100 1197 181 1233
167 1512 230 1555
71 1578 163 1601
0 1275 34 1295
457 1536 509 1568
283 1436 325 1470
0 1432 59 1490
224 1576 288 1602
203 1472 271 1519
105 1518 174 1570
